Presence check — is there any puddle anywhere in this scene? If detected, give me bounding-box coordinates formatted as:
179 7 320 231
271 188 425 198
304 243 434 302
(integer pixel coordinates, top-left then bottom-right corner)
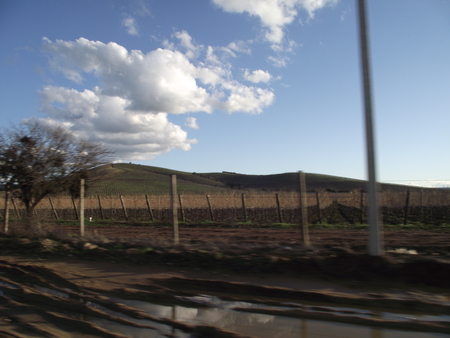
0 281 19 295
33 285 70 299
302 304 450 323
109 295 449 338
3 283 448 338
85 300 190 338
183 295 450 324
0 281 18 289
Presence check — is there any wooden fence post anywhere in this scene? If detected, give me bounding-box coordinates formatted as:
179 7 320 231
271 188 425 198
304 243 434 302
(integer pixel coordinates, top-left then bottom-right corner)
119 195 129 221
79 179 85 237
178 194 185 222
275 193 283 223
11 198 20 219
97 195 105 220
299 171 310 247
316 191 322 224
404 190 410 225
72 196 79 220
32 199 39 220
206 194 215 222
3 190 10 233
419 189 424 222
360 190 365 224
447 191 450 225
171 175 179 244
49 197 59 220
145 194 154 222
241 193 248 222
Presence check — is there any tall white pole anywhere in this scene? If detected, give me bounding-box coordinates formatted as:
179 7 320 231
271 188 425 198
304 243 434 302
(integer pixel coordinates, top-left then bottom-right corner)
357 0 383 255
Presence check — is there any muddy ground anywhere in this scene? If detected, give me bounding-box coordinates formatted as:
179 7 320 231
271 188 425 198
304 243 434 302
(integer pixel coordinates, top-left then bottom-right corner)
42 223 450 254
0 225 450 337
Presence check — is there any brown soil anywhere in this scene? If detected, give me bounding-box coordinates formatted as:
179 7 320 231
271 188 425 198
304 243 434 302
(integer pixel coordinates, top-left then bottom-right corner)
46 224 450 253
0 225 450 337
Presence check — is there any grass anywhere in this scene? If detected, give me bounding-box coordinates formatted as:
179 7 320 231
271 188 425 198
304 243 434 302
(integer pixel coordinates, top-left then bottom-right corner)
20 218 449 231
84 163 438 196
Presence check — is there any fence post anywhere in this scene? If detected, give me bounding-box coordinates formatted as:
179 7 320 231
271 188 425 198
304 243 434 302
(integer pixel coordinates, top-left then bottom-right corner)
49 197 59 220
241 193 248 222
206 195 215 222
299 171 310 247
145 194 154 222
97 195 105 220
32 199 39 220
419 189 424 222
178 194 185 222
404 190 410 225
11 198 20 219
275 193 283 223
360 190 365 224
72 196 79 220
316 191 322 224
79 179 85 237
119 195 129 221
447 191 450 225
3 190 10 233
171 175 179 244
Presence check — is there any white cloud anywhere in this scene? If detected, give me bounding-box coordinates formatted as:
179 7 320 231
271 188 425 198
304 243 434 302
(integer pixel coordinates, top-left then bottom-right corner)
41 37 274 160
132 0 151 17
212 0 338 45
174 30 200 59
226 40 252 55
217 82 275 113
122 16 139 36
267 55 289 67
185 117 199 129
243 69 272 83
38 86 196 160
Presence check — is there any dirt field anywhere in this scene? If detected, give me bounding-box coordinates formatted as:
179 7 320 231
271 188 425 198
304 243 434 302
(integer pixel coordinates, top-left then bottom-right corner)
1 225 450 337
51 224 450 254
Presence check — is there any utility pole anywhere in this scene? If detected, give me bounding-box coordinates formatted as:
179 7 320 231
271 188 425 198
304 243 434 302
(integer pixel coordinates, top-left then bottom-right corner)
357 0 383 255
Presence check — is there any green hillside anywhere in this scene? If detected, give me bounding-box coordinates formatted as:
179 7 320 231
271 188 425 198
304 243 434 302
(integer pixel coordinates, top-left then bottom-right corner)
88 163 230 195
86 163 425 196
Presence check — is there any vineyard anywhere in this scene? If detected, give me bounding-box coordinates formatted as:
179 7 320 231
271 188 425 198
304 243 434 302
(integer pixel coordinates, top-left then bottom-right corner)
2 189 450 226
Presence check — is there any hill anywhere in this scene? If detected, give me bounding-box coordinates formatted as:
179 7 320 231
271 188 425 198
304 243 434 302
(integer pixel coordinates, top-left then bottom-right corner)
86 163 426 196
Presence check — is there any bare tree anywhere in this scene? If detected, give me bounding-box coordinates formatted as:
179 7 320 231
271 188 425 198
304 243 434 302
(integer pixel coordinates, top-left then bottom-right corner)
0 120 111 229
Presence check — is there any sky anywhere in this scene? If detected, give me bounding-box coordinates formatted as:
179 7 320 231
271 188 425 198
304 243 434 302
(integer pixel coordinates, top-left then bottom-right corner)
1 0 449 188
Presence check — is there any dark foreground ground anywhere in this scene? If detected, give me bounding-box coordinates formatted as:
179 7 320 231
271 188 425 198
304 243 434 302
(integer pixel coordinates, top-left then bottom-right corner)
0 225 449 337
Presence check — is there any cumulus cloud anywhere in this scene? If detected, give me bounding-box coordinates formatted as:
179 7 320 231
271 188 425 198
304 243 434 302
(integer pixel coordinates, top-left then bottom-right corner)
185 117 199 129
212 0 337 45
40 37 274 160
38 85 196 160
243 69 272 83
122 16 139 36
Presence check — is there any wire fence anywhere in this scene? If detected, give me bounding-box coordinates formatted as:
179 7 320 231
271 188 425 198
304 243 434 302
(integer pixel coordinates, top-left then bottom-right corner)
2 190 450 225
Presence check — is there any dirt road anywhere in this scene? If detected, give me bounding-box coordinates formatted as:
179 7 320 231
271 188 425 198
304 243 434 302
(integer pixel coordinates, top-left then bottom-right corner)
0 226 450 337
1 255 450 338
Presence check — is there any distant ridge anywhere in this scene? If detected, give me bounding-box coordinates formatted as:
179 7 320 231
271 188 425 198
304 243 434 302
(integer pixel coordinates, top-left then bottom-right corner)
87 163 429 196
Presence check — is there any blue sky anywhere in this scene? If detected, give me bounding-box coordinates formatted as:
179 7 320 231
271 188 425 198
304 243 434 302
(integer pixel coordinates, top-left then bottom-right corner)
1 0 449 187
